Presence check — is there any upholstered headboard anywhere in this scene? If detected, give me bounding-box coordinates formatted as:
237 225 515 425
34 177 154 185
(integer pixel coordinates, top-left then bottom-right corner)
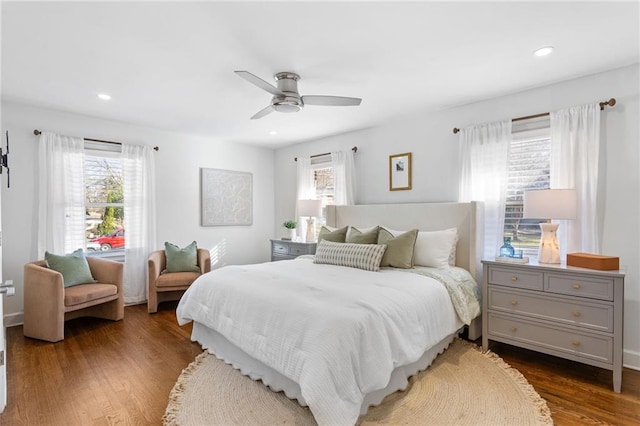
326 202 483 280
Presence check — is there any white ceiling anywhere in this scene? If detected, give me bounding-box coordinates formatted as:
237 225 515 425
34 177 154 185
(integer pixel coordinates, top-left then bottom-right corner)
2 1 639 148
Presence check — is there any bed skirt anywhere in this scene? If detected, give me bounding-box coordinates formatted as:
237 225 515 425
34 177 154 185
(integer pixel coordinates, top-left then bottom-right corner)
191 322 461 416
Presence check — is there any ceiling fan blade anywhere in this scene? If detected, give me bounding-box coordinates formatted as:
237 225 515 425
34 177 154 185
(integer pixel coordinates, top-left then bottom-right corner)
235 71 283 96
250 105 274 120
302 95 362 106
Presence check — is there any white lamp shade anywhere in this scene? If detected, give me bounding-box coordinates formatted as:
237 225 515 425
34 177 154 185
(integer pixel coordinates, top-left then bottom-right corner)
298 199 322 218
523 189 577 220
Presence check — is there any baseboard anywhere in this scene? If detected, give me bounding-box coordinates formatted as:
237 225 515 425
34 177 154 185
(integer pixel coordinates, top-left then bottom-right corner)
624 349 640 371
4 312 24 328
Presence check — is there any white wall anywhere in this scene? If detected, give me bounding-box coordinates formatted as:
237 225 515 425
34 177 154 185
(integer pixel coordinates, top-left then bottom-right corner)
0 101 274 318
274 64 640 369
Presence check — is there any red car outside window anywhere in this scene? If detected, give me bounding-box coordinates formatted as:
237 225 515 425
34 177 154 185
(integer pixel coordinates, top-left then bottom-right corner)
91 228 125 251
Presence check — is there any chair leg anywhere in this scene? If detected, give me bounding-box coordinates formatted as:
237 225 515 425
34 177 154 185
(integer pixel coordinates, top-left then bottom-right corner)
86 299 124 321
24 306 65 343
148 291 158 314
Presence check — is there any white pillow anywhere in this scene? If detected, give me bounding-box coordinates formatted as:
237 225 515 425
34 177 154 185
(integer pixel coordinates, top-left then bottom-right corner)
414 228 458 268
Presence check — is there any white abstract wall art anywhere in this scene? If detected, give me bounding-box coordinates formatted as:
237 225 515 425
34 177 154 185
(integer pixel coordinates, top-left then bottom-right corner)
201 168 253 226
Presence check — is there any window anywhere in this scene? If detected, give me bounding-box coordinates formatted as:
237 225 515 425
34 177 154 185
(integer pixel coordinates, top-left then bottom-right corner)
84 149 124 260
310 155 334 231
503 119 551 256
313 166 334 220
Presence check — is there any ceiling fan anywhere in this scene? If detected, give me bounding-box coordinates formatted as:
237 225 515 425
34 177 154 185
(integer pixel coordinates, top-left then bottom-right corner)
234 70 362 119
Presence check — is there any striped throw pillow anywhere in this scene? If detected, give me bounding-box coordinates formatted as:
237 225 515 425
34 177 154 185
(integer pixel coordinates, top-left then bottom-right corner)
314 240 387 272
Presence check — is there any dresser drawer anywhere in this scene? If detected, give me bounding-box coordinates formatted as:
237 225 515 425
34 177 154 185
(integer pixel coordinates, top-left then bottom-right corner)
272 254 294 261
272 242 289 255
488 313 613 364
487 267 543 291
488 287 614 332
290 245 313 256
545 273 614 301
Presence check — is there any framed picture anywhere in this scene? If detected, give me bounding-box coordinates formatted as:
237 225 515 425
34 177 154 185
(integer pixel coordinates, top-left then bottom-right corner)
201 168 253 226
389 152 412 191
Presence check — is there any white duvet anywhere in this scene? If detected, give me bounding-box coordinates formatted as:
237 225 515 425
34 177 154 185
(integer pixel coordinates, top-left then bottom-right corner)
177 256 473 425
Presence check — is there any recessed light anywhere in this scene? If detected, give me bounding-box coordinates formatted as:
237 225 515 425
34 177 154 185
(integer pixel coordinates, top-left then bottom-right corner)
269 130 278 135
97 93 112 100
534 46 554 57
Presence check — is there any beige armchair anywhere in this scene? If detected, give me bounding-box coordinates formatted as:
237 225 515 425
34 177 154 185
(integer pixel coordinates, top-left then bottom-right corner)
24 257 124 342
147 248 211 313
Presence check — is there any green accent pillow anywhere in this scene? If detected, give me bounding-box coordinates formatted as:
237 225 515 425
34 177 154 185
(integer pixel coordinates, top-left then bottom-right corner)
346 226 380 244
317 226 348 243
45 249 96 288
165 241 200 273
377 228 419 268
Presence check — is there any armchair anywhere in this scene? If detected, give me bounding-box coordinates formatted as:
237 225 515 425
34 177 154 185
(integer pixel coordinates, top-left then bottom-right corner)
24 256 124 342
147 248 211 313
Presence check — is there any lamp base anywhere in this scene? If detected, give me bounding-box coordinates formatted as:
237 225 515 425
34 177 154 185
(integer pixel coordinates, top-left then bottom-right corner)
305 217 316 242
538 222 560 264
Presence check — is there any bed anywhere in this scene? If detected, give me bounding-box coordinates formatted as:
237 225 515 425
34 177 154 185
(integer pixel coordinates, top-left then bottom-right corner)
177 202 483 425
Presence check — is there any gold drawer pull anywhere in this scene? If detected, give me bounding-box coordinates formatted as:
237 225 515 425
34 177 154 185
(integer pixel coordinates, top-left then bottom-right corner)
572 340 581 347
572 311 581 317
511 276 518 281
572 283 581 289
510 326 517 332
510 300 518 306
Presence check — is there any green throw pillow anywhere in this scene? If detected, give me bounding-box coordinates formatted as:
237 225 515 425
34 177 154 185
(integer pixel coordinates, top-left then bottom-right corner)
165 241 200 273
317 226 348 243
45 249 96 288
377 228 419 268
346 226 380 244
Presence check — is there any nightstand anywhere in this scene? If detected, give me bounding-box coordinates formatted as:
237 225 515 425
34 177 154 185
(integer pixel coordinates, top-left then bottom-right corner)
482 259 624 393
270 239 317 261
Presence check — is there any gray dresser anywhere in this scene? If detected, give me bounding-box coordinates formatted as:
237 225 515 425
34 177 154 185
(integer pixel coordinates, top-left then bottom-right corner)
270 239 317 261
482 259 624 392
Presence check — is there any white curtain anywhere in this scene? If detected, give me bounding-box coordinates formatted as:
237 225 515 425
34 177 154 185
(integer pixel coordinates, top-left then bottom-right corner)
332 150 356 205
37 132 86 257
122 144 157 304
458 120 512 268
550 103 601 257
295 156 315 238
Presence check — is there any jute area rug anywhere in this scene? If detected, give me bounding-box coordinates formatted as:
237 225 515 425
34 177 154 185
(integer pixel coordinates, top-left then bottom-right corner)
164 339 553 425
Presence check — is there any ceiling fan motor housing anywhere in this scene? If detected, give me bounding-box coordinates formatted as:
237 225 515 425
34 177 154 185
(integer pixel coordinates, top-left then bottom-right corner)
273 72 303 112
234 69 362 119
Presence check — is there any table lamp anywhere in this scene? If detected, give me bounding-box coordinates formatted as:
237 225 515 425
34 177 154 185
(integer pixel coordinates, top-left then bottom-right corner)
523 189 577 264
298 199 322 242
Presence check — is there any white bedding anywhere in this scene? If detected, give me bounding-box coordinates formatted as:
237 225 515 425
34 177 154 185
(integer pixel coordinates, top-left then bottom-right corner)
177 256 477 425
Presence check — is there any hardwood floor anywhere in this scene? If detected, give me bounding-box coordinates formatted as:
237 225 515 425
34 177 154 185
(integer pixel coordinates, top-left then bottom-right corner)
483 340 640 425
1 304 638 425
0 302 201 426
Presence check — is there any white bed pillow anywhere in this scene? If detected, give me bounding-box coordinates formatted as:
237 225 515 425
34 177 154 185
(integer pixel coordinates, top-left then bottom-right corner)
314 240 386 272
380 226 458 268
414 228 458 268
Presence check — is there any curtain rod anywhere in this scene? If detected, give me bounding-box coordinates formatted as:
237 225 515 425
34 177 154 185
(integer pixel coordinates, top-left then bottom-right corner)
33 129 159 151
294 146 358 162
451 98 617 134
